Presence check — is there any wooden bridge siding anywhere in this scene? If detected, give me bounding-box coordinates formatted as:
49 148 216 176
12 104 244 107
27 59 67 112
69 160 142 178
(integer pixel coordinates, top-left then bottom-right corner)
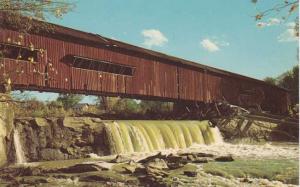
262 87 289 114
177 66 289 113
65 41 179 99
259 85 288 113
0 30 47 88
178 67 223 102
220 77 289 113
0 29 179 99
220 78 241 105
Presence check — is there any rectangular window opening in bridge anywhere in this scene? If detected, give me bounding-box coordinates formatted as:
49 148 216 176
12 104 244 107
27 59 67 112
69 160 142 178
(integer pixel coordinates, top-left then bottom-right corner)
0 43 39 62
71 55 135 76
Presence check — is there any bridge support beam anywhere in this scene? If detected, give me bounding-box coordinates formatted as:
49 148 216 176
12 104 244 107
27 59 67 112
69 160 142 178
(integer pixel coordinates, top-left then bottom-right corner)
173 101 207 119
173 101 230 120
0 94 14 167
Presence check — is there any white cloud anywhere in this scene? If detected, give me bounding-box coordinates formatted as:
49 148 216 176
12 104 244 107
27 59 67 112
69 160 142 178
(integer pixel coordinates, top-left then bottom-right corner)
257 18 281 28
278 29 298 42
256 22 268 28
200 38 229 52
278 22 298 42
286 22 296 28
141 29 168 48
201 39 219 52
269 18 281 25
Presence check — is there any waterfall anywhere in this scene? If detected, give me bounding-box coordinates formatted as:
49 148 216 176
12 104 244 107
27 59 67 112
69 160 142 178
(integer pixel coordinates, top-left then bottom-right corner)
209 125 224 144
104 120 224 154
13 129 26 164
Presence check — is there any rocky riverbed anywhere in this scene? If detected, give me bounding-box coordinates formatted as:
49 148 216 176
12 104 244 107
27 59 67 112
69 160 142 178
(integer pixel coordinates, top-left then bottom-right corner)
0 142 298 187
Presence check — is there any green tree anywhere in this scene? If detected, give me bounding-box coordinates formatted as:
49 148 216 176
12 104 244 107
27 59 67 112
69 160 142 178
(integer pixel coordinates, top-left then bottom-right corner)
277 65 299 105
14 97 49 117
265 65 299 105
96 96 120 112
112 98 141 115
264 77 277 85
140 100 173 114
45 100 66 117
56 93 83 110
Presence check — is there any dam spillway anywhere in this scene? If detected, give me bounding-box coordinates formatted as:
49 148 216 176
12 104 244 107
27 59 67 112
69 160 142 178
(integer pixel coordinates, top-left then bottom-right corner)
10 119 224 163
104 120 223 154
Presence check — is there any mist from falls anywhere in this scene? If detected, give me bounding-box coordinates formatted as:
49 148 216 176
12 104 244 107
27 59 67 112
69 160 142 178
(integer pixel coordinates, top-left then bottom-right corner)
13 129 26 164
104 120 223 154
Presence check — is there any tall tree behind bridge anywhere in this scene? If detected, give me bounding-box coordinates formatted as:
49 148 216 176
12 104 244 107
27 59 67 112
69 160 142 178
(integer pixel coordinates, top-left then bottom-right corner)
264 65 299 105
277 65 299 105
57 93 83 110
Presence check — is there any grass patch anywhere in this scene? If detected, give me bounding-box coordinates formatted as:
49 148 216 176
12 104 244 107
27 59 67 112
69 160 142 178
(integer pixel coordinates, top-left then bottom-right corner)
203 159 299 184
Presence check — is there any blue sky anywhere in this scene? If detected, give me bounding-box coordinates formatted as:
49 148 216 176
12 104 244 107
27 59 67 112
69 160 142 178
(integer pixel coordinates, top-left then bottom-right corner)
22 0 299 103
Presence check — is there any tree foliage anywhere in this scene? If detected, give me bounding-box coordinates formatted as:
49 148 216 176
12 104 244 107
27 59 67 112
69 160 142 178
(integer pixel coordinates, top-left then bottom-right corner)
277 65 299 105
263 77 277 85
264 65 299 105
252 0 298 20
96 96 120 111
139 100 172 114
111 98 141 115
12 95 67 117
0 0 73 19
0 0 75 33
96 96 174 116
56 93 83 110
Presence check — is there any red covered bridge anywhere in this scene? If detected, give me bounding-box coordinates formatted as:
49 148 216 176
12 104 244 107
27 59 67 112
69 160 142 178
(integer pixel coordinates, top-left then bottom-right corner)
0 19 289 114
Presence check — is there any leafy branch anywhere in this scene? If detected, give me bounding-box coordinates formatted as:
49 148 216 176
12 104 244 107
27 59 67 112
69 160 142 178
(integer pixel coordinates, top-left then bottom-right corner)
252 0 299 37
253 0 298 20
0 0 74 20
0 0 75 33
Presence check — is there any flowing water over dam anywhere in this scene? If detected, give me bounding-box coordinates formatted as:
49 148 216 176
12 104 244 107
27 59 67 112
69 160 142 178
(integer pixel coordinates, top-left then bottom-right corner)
13 129 26 164
104 120 223 154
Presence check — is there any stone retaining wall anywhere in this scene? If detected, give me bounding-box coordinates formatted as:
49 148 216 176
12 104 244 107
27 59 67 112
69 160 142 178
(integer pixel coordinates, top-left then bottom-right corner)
12 117 108 162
